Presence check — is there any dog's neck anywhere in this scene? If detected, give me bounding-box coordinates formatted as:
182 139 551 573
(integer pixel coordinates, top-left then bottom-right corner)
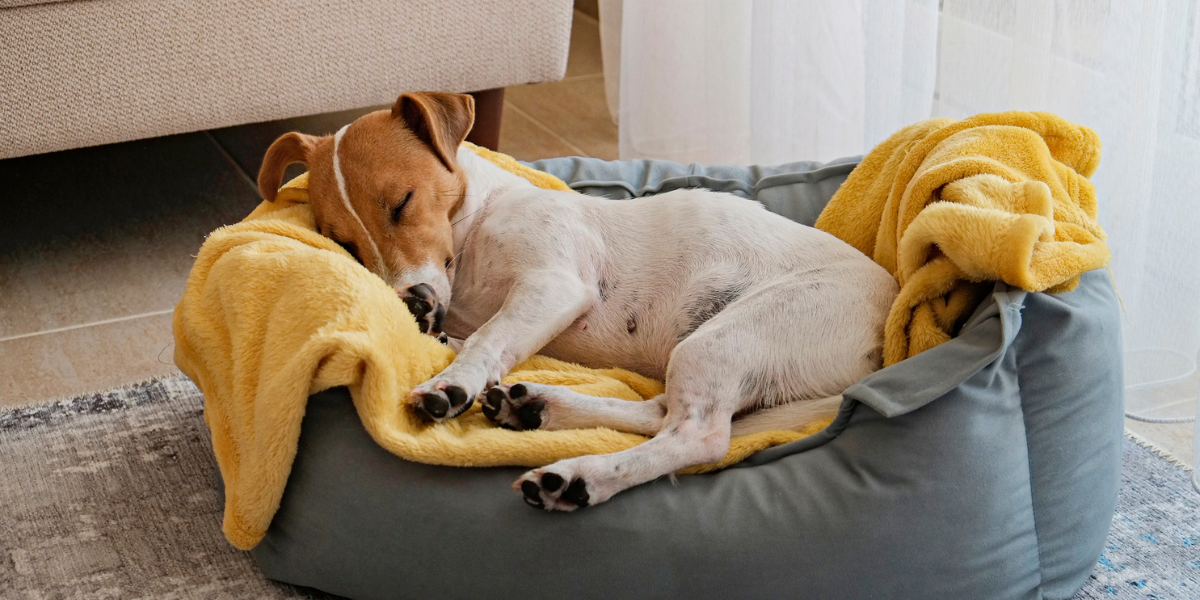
450 147 536 256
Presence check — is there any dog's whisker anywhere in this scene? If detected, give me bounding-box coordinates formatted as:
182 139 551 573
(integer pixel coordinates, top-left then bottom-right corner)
452 206 485 226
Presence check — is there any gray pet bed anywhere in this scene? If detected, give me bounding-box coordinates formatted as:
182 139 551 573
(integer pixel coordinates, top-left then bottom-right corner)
244 156 1123 600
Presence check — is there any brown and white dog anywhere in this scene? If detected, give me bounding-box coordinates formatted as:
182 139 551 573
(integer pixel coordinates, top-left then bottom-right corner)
258 92 898 511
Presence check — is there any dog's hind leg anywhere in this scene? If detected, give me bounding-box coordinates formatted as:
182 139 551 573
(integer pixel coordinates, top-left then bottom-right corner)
513 269 888 510
513 372 735 510
480 383 667 435
513 323 752 510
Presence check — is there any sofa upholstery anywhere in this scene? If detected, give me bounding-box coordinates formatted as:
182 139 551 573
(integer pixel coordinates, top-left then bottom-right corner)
0 0 573 158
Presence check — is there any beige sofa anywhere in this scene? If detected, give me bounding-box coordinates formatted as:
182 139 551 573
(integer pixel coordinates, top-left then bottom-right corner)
0 0 573 159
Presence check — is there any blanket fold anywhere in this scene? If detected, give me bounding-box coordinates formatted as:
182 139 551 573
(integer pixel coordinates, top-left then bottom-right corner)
174 148 823 551
815 111 1108 365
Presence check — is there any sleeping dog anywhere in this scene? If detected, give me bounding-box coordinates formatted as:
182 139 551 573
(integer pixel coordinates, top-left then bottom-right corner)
257 92 898 511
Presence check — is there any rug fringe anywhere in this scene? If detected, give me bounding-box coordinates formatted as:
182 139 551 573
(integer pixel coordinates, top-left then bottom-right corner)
0 372 195 416
1124 429 1194 472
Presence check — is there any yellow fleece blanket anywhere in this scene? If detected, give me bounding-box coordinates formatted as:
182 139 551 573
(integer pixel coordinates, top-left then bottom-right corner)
174 144 825 551
815 111 1109 365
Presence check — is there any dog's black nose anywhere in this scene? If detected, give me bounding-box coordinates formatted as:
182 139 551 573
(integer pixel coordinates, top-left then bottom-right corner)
402 284 446 335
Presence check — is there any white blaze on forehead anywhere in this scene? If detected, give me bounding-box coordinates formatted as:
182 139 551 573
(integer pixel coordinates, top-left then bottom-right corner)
331 124 385 270
331 125 351 205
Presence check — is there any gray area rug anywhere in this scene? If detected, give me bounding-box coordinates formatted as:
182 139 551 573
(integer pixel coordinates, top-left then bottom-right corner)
0 376 1196 599
0 377 337 600
1075 438 1200 599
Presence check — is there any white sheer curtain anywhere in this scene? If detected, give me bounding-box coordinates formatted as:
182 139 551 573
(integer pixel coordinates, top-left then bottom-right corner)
601 0 940 163
600 0 1200 487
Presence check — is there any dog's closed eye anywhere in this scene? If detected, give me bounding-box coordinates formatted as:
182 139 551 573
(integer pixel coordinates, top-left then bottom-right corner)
391 191 414 224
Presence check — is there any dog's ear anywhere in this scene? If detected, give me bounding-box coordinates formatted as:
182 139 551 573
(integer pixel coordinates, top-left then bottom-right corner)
258 132 317 202
392 92 476 172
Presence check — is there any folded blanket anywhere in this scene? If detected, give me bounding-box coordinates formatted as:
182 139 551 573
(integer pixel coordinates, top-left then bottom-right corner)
174 145 825 551
815 111 1109 365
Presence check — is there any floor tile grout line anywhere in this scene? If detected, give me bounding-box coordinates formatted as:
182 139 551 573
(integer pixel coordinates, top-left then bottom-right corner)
0 309 176 344
505 102 592 158
204 130 260 192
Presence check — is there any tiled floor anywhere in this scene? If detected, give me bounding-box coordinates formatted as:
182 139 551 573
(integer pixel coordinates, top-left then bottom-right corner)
0 9 614 409
2 10 1194 468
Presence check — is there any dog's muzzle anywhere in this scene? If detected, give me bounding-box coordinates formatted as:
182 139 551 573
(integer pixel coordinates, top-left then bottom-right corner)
401 283 447 341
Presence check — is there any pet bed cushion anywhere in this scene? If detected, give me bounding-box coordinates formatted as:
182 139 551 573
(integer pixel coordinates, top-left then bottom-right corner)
246 155 1123 600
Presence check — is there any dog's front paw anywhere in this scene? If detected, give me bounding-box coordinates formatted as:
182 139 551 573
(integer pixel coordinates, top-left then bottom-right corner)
400 283 446 336
410 379 474 422
515 468 592 511
480 383 545 430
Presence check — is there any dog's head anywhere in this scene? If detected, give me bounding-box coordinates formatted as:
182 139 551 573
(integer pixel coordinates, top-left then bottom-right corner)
256 92 476 335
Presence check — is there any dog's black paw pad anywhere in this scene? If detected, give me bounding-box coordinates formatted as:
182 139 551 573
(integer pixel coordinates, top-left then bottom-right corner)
521 480 544 508
482 388 505 420
482 384 548 430
562 478 590 507
540 472 564 493
515 399 545 430
445 385 469 409
414 391 450 420
484 387 506 408
519 473 589 510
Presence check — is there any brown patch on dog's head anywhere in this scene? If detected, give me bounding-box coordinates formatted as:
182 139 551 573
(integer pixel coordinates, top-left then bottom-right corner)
257 92 476 307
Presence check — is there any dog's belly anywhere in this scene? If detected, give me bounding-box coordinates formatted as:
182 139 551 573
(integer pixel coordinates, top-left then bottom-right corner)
445 282 690 380
446 271 743 380
538 296 685 380
540 338 668 380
